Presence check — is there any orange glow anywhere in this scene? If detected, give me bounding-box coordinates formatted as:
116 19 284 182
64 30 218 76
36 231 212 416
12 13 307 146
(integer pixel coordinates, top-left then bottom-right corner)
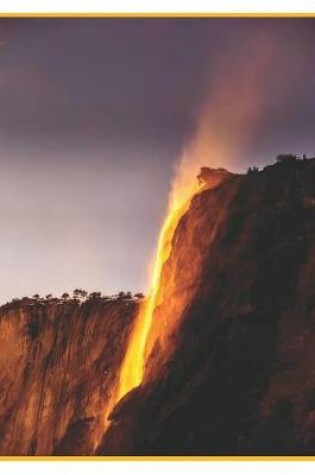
117 175 201 400
108 27 282 416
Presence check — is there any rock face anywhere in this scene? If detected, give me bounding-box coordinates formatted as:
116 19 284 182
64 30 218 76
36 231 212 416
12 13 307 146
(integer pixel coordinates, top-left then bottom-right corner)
0 298 137 455
100 158 315 455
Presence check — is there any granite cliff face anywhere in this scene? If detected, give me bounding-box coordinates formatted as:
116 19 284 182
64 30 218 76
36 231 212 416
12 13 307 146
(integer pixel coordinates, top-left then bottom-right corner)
0 298 137 455
100 157 315 455
1 157 315 456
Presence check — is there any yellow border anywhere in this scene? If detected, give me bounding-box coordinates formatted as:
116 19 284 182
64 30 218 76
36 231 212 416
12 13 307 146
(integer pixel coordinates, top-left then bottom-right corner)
0 11 315 461
0 456 315 461
0 12 315 17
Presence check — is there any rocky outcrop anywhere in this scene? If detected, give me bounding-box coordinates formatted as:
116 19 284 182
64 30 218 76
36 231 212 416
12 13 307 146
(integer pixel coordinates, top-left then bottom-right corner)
100 158 315 455
2 157 315 456
0 298 137 455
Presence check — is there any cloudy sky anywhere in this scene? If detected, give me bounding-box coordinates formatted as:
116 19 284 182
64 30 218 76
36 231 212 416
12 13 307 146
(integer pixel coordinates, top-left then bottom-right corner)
0 18 315 302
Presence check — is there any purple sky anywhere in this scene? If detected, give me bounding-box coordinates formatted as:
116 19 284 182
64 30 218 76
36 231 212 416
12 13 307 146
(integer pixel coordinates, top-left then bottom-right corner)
0 18 315 302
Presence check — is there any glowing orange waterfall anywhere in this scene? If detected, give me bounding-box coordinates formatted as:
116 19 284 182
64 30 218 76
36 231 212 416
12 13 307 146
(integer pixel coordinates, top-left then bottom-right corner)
116 162 201 402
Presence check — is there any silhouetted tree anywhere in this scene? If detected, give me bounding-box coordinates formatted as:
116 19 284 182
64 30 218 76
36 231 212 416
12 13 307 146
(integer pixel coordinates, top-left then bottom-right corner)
61 292 70 301
276 154 297 164
45 294 52 300
89 291 102 299
247 166 259 174
73 289 81 299
32 294 40 300
73 289 88 299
